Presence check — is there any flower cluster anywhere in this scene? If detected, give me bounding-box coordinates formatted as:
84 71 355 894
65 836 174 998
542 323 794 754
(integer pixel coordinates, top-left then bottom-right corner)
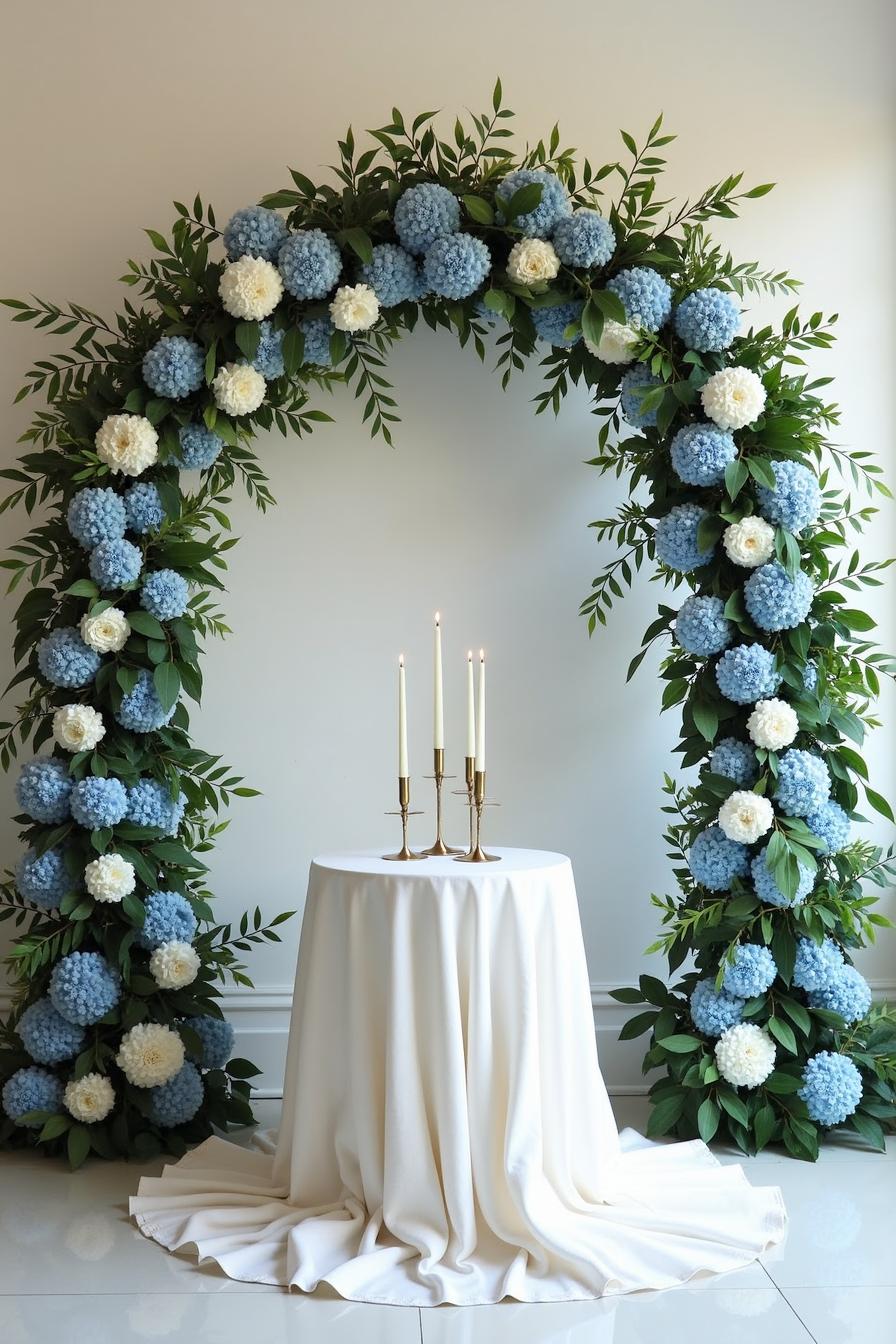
142 337 205 400
709 737 758 786
688 824 750 890
16 846 71 909
690 977 744 1036
423 234 491 299
674 595 732 655
89 537 142 590
15 757 72 824
53 704 105 753
252 322 285 379
219 256 283 321
125 779 185 834
80 607 130 653
138 890 198 950
723 516 775 568
654 503 714 572
552 209 615 268
18 998 85 1064
799 1052 862 1125
808 965 871 1024
184 1014 234 1070
150 940 200 989
174 423 223 471
715 643 781 704
746 697 798 751
95 414 159 476
673 287 740 352
223 205 289 262
299 315 335 366
619 364 661 427
150 1061 203 1127
394 183 460 254
70 776 128 829
722 943 777 998
715 1024 776 1088
212 362 266 416
64 1073 115 1124
585 319 640 365
531 300 583 348
495 168 570 239
115 670 175 733
277 228 341 298
361 243 422 307
793 936 844 992
330 283 380 332
116 1022 184 1087
744 561 813 632
67 487 126 548
718 790 774 844
701 367 766 430
756 460 821 534
775 749 831 816
669 424 736 487
84 853 135 903
124 482 165 534
2 1067 64 1126
752 844 814 907
606 267 671 331
141 569 189 621
49 951 121 1026
38 627 101 689
805 800 851 854
506 238 559 286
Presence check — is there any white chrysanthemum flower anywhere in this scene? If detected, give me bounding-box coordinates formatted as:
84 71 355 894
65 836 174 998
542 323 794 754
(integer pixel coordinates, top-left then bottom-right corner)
584 318 640 365
80 606 130 653
329 283 380 333
723 516 776 568
701 366 767 430
149 939 201 990
63 1211 117 1261
219 256 283 321
64 1072 115 1124
506 238 560 286
117 1022 184 1086
52 703 106 753
84 853 136 903
715 1023 776 1088
95 414 159 477
718 789 775 844
212 362 266 416
747 697 799 751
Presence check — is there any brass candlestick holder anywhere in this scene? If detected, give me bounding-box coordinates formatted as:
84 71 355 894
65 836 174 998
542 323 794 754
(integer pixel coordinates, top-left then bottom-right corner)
452 755 477 854
421 748 463 856
454 768 500 863
383 776 425 861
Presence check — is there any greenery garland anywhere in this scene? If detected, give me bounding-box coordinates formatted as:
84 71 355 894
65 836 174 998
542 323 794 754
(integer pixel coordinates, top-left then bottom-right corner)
1 84 894 1166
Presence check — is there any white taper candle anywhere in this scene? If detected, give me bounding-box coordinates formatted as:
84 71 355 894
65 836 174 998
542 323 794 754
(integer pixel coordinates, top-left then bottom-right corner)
475 649 485 771
398 655 408 777
433 613 444 750
466 650 475 758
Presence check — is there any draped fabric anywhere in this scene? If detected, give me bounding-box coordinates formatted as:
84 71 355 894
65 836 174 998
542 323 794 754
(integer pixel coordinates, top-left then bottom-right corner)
131 850 786 1306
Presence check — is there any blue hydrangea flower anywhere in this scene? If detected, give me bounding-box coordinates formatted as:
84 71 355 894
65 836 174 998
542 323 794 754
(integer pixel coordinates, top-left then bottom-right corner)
361 243 422 307
551 209 615 268
16 847 72 909
799 1051 862 1125
715 643 782 704
805 800 851 855
15 758 72 824
140 569 189 621
619 364 662 428
775 749 831 817
793 936 844 992
126 779 186 834
423 235 491 299
142 336 205 400
300 315 335 367
673 288 740 352
808 965 872 1024
2 1067 64 1126
722 943 777 998
710 737 758 786
67 487 127 549
690 977 745 1037
393 183 461 255
530 300 583 347
689 824 751 891
37 627 101 689
744 561 814 632
223 206 289 262
115 669 176 733
184 1014 235 1070
674 595 732 655
69 776 128 829
495 169 571 239
174 423 224 471
252 321 285 379
802 660 819 693
124 482 165 535
150 1061 203 1127
607 267 672 332
18 998 85 1064
89 538 142 590
669 424 737 487
278 229 342 299
138 890 198 950
49 951 121 1026
756 460 822 534
751 844 814 907
654 503 714 572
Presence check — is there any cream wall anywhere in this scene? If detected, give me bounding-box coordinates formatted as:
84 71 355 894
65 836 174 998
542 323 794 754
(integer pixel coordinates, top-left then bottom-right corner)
0 0 893 1091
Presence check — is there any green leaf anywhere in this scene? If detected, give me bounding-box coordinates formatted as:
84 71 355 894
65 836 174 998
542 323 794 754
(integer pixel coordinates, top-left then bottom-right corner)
503 182 544 222
753 1103 777 1150
724 459 749 501
592 290 627 325
68 1124 91 1169
339 227 374 265
697 1097 720 1143
850 1112 886 1152
619 1010 659 1040
717 1088 749 1128
126 610 166 640
657 1034 703 1053
226 1057 263 1079
646 1090 686 1137
235 322 261 361
608 986 645 1004
281 327 304 377
692 699 719 743
66 579 99 599
153 662 181 713
462 195 494 226
763 1070 803 1094
768 1016 798 1054
580 298 604 349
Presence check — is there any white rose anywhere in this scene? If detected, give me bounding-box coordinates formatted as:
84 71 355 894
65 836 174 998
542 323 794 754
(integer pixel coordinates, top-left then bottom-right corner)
584 318 640 365
714 1023 776 1088
212 362 266 416
723 516 776 568
329 283 380 333
117 1023 184 1086
84 853 136 903
506 238 560 286
79 606 130 653
747 697 799 751
64 1072 115 1124
52 704 106 753
150 940 200 990
95 414 159 477
701 366 767 430
219 256 283 321
718 789 774 844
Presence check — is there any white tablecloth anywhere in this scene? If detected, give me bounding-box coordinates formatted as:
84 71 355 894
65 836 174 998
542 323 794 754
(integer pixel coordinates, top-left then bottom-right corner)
130 849 786 1306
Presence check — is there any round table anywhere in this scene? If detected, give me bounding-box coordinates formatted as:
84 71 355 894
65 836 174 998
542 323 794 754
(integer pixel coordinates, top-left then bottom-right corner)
131 849 785 1306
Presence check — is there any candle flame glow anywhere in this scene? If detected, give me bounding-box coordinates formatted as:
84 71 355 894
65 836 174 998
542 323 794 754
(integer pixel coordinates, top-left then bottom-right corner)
467 650 472 661
399 654 404 667
435 611 440 626
479 648 484 661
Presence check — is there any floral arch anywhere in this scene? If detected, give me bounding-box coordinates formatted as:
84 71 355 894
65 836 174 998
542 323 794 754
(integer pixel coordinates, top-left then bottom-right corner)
1 86 894 1166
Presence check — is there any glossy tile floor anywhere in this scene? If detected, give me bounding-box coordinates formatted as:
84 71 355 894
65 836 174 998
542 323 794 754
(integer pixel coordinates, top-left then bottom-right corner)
0 1097 892 1343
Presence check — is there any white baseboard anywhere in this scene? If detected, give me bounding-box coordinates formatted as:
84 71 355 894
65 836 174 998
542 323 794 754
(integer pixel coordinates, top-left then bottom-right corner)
2 980 894 1100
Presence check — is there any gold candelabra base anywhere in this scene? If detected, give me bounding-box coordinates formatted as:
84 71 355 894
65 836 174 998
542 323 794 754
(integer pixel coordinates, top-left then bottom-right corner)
420 748 463 856
383 777 425 861
454 768 500 863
